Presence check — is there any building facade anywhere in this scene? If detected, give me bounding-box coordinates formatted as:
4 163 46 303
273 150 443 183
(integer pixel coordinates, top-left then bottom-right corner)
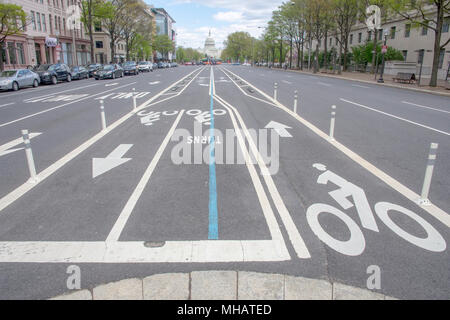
1 0 91 70
199 31 221 59
152 7 176 61
306 9 450 80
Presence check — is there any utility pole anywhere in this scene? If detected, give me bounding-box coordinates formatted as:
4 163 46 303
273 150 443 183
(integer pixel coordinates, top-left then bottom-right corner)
378 31 388 83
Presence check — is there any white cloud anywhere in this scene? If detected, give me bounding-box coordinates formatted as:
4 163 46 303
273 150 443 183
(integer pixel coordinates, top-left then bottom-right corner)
213 11 243 22
173 0 284 51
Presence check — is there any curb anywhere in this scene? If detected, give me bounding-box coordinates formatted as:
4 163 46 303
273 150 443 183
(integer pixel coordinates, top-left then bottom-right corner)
49 271 398 300
259 67 450 98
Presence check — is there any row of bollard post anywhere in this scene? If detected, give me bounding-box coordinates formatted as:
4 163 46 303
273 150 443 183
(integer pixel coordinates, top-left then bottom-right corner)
274 81 439 207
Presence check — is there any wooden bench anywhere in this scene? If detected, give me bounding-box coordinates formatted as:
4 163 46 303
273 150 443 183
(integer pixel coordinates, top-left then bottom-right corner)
393 72 416 84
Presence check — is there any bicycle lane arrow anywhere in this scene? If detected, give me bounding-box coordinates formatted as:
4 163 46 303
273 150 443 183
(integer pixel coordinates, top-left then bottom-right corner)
92 144 133 178
265 121 293 138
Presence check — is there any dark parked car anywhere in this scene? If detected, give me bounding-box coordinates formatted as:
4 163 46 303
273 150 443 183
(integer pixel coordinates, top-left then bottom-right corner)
71 66 89 80
86 63 102 78
35 63 72 84
157 62 165 69
93 64 124 80
123 61 139 75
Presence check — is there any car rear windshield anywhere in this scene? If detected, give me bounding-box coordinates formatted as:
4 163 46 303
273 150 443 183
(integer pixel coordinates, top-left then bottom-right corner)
124 62 136 66
36 64 54 71
102 65 114 71
1 71 17 77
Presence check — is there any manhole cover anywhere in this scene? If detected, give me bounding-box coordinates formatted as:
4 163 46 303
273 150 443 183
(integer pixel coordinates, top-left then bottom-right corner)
144 241 166 248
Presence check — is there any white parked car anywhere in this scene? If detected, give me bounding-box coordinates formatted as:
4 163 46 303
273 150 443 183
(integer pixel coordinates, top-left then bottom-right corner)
137 61 153 72
0 69 40 91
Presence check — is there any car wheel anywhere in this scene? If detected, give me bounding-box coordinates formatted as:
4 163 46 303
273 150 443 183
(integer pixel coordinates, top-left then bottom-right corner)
33 79 39 87
12 81 19 91
67 74 72 82
52 76 57 85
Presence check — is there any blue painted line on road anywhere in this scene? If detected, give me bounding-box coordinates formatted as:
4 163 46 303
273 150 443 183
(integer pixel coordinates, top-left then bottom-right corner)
208 67 219 240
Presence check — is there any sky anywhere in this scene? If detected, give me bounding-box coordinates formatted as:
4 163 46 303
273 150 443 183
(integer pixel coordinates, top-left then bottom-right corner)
145 0 285 50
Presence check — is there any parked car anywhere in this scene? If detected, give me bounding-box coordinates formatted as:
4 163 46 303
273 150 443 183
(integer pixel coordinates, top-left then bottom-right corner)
71 66 89 80
123 61 139 75
157 62 164 69
153 62 158 69
35 63 72 84
137 61 153 72
86 63 102 78
170 62 178 67
0 69 40 91
93 64 124 80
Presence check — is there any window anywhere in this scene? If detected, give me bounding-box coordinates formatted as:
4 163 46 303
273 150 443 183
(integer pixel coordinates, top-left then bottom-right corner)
368 31 372 41
442 18 449 33
63 18 66 34
378 29 383 40
405 24 411 38
349 34 353 44
358 33 362 43
390 26 396 39
402 50 407 62
49 14 52 33
55 15 58 31
95 41 103 48
31 11 36 30
42 14 46 32
36 12 41 31
94 22 102 32
417 49 424 64
421 23 428 36
16 43 25 64
7 42 16 64
438 49 445 69
329 38 332 46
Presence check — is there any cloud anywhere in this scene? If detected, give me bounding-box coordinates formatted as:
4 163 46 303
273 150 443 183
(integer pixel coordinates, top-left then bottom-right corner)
172 0 284 51
213 11 243 22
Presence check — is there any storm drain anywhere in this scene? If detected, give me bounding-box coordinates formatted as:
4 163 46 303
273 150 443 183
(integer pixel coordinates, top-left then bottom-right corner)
144 241 166 248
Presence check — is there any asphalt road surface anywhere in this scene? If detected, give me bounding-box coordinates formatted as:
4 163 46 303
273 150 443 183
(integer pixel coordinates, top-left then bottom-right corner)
0 65 449 299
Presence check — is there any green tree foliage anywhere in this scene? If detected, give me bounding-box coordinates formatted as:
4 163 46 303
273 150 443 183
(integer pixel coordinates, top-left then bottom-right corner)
0 3 27 71
152 34 174 59
222 31 254 63
351 41 405 66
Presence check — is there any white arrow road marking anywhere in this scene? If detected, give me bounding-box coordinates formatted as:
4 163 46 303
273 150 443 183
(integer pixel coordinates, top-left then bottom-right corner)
149 81 160 85
105 83 119 87
265 121 293 137
0 133 42 157
92 144 133 178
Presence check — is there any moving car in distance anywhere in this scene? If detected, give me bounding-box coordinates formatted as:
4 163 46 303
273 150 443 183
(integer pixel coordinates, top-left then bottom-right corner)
137 61 153 72
0 69 40 91
71 66 89 80
123 61 139 75
86 63 102 78
35 63 72 84
93 64 124 80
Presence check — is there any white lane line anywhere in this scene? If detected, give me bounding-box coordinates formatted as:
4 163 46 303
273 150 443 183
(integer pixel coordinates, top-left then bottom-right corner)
22 83 100 102
352 84 370 89
0 82 136 128
341 98 450 136
222 67 450 229
106 110 185 242
215 94 310 259
0 68 201 213
317 82 332 87
105 83 119 87
0 102 15 109
401 101 450 115
282 80 293 85
0 133 42 156
0 240 290 263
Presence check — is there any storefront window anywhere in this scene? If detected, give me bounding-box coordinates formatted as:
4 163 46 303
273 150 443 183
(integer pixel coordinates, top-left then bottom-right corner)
16 43 25 64
7 42 17 65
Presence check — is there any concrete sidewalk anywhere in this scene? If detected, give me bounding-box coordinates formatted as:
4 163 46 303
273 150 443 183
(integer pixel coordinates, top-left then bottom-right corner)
50 271 398 300
261 67 450 97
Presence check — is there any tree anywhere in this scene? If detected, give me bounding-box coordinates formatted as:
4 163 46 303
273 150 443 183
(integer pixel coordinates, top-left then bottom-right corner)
222 31 253 63
0 3 27 71
385 0 450 87
121 0 151 61
97 0 135 62
153 34 174 60
332 0 360 72
79 0 103 63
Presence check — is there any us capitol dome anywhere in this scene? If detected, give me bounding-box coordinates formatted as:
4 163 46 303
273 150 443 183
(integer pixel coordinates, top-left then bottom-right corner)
199 31 221 59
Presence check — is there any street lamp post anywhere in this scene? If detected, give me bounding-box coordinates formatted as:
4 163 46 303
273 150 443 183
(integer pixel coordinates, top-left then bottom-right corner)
377 31 388 83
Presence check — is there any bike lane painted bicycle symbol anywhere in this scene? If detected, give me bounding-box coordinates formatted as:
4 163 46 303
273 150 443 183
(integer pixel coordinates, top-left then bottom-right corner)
307 164 447 256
